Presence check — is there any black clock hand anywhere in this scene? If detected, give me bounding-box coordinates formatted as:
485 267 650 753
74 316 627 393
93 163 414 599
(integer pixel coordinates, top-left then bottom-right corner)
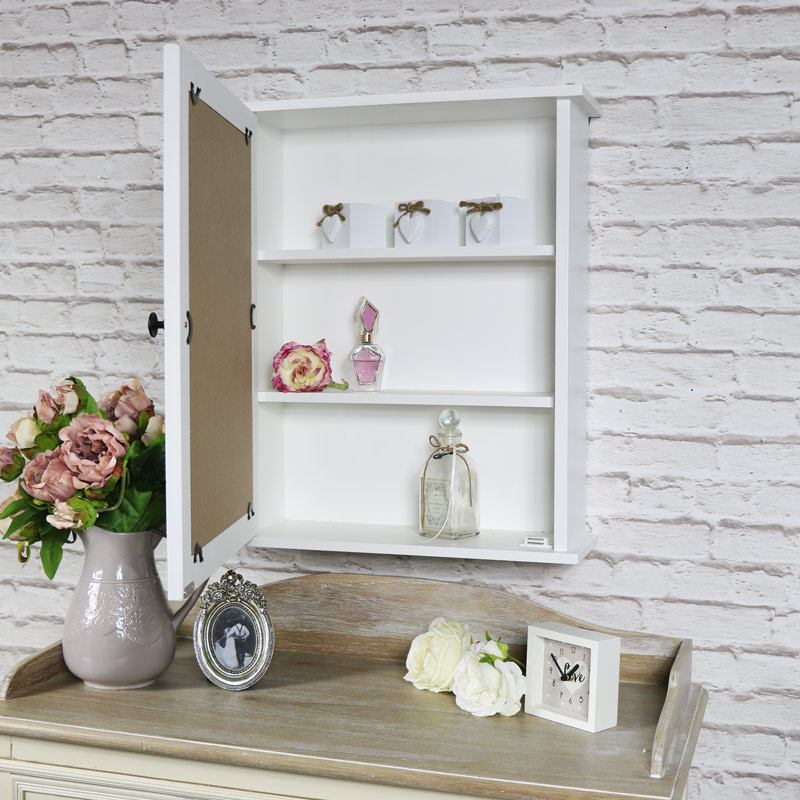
565 663 580 681
550 653 568 679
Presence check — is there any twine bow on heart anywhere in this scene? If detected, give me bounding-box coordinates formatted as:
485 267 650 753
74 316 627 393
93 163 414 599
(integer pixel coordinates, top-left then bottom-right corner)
420 435 474 528
316 203 346 226
393 200 431 228
459 200 504 215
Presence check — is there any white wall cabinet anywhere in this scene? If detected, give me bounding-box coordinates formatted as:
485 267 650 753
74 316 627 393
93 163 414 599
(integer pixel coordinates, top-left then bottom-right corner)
162 44 600 600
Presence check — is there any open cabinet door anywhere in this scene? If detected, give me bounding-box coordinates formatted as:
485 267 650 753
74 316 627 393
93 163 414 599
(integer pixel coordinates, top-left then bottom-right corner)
163 44 258 600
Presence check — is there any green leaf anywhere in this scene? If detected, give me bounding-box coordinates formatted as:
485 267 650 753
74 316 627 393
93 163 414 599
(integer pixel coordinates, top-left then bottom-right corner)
33 432 60 451
4 508 39 539
97 484 166 532
485 630 491 642
66 496 98 530
498 641 509 660
126 436 165 491
39 528 70 580
0 498 28 519
135 410 151 438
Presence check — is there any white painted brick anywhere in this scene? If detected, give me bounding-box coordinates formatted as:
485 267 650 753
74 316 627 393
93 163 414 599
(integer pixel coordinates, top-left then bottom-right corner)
42 115 137 151
305 66 362 97
0 189 77 221
69 2 116 36
0 299 70 332
25 8 74 40
246 71 304 100
684 54 750 93
693 648 737 691
725 399 798 437
272 31 328 65
588 267 648 305
645 601 774 647
737 354 800 396
115 1 167 31
598 182 723 221
589 351 737 393
99 78 151 111
103 225 160 257
587 311 623 347
623 309 690 346
483 62 560 87
668 224 749 266
1 44 80 78
75 262 128 294
328 27 427 64
11 84 53 114
749 55 800 92
129 39 167 74
730 8 800 50
749 227 800 262
0 117 42 151
590 395 725 435
106 152 155 182
359 67 419 95
418 64 480 92
487 18 605 57
650 266 717 306
626 57 683 94
57 79 104 111
225 0 282 26
691 143 753 179
709 692 800 731
612 559 671 598
136 112 166 149
591 226 666 261
589 435 717 477
719 444 800 482
662 95 792 138
83 40 131 76
285 0 348 26
752 141 800 178
430 21 486 58
562 59 628 96
585 99 658 141
13 225 56 255
606 13 727 53
4 263 77 297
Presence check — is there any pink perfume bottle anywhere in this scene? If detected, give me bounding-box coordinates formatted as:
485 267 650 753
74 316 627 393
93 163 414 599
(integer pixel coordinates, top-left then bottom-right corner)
349 297 385 391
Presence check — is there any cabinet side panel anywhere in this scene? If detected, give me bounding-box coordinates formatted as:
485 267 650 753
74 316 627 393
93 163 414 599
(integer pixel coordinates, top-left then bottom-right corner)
553 99 589 552
188 98 253 548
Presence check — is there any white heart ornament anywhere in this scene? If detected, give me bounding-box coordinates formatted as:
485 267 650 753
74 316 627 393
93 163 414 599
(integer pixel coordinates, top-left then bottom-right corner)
321 215 342 244
555 657 588 695
469 211 494 243
398 212 425 244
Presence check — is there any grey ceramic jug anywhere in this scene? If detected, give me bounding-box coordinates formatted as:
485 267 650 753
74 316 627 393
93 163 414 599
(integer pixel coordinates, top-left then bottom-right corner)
62 527 206 689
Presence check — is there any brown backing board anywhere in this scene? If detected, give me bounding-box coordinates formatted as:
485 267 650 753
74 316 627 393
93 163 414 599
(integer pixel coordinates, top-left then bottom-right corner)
187 97 253 551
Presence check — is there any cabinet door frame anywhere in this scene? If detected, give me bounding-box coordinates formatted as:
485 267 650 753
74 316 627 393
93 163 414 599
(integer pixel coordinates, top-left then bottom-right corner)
163 44 259 600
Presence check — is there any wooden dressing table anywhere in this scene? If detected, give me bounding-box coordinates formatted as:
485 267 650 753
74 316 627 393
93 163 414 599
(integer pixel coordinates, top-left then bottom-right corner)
0 574 706 800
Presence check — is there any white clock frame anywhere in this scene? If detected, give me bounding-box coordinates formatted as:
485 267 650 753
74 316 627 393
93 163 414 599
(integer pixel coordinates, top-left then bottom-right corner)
525 620 621 733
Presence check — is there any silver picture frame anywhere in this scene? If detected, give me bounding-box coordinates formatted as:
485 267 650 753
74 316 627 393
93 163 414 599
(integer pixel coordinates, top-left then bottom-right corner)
193 570 275 691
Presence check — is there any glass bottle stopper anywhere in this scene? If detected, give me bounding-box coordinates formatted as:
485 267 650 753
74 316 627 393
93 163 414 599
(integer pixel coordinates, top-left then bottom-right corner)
356 297 379 343
439 408 460 429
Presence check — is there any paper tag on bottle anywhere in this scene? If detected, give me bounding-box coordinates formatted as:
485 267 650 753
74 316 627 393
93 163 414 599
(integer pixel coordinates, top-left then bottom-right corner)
421 478 450 532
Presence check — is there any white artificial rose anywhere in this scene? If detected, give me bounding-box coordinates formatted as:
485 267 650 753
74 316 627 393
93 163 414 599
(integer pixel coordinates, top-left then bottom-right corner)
404 617 471 693
9 416 41 449
451 640 526 717
141 414 164 446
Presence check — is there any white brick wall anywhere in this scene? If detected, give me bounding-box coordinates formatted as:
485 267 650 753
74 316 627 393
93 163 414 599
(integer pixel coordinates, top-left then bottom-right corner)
1 3 798 797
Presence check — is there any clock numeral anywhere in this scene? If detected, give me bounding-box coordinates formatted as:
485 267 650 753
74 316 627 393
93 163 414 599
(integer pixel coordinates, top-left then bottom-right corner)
571 645 576 654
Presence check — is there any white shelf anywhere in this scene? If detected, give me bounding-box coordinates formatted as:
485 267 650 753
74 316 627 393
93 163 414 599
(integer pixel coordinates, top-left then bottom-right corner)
257 245 555 265
249 520 597 565
257 390 554 408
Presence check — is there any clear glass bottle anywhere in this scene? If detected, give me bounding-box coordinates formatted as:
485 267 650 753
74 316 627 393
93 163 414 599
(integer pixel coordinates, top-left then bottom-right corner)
419 409 479 539
348 297 385 391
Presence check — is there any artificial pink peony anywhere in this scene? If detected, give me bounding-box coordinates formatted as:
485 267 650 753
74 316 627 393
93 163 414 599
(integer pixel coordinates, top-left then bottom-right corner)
271 340 333 393
59 413 128 488
21 449 77 503
34 390 60 425
99 378 154 437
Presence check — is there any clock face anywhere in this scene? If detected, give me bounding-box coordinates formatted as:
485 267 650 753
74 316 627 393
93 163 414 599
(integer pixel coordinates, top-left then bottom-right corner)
541 637 591 720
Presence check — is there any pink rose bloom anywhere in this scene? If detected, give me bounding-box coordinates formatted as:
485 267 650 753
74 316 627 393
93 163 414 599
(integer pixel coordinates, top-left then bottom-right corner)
272 340 333 393
0 447 24 481
46 501 81 530
55 379 80 414
99 378 154 436
59 413 128 488
21 449 77 503
35 390 60 425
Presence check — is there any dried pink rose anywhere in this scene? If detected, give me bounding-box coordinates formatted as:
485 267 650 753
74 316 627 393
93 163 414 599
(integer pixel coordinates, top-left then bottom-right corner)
99 378 154 436
34 390 60 425
55 379 79 414
0 447 24 481
141 414 164 446
272 340 333 393
59 413 128 489
8 416 41 449
21 449 77 503
45 501 81 530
